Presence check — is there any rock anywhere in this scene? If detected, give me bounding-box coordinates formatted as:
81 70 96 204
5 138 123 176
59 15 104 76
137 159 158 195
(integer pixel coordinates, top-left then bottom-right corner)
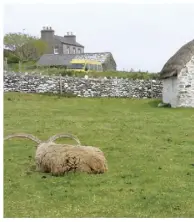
158 102 171 108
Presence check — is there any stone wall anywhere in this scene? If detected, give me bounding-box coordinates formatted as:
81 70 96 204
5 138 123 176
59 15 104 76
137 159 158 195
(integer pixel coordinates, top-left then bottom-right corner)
3 72 162 98
162 56 194 108
102 54 117 71
177 56 194 107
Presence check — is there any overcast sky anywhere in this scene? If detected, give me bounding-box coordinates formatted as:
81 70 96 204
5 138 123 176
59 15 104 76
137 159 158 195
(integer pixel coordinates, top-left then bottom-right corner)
3 3 194 72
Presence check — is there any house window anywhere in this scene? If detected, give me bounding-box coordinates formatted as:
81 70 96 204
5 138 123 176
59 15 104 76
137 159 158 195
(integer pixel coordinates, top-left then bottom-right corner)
67 47 70 54
54 46 59 54
78 48 81 54
73 48 76 54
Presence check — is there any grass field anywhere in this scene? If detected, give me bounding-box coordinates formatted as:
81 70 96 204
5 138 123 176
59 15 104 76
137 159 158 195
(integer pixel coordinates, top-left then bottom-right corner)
4 92 194 218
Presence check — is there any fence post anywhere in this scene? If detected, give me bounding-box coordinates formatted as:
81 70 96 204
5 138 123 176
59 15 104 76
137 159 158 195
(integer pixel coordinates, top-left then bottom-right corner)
151 80 153 98
59 74 62 95
19 61 21 72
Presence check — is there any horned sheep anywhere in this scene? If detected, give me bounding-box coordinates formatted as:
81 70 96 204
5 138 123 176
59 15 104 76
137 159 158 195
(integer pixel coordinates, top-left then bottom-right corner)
4 133 108 176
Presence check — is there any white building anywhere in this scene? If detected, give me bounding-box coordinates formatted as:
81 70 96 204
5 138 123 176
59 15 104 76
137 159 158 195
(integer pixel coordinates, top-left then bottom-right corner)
160 39 194 108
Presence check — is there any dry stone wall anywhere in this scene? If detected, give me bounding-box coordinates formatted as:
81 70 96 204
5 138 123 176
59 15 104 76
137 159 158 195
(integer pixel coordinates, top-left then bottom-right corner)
4 72 162 98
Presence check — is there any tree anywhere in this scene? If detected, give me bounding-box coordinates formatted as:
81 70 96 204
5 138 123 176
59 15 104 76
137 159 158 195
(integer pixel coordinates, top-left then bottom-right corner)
4 32 48 62
4 49 20 64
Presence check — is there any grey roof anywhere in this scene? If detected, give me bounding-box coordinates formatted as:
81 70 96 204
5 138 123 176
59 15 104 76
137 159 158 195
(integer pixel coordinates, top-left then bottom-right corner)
54 35 84 48
37 52 114 66
37 54 75 66
160 39 194 79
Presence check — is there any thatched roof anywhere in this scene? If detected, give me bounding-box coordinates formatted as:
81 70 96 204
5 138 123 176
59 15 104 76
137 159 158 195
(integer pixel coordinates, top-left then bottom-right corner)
160 39 194 79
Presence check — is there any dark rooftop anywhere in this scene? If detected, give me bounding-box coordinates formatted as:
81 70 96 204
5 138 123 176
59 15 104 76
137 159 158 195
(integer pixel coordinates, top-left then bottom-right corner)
37 52 114 66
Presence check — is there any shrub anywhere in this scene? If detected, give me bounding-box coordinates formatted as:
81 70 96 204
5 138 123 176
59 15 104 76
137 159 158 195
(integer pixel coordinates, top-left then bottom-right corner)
7 54 20 64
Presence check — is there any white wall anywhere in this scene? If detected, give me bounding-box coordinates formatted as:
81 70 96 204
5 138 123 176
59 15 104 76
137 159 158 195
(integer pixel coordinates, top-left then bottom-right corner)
177 56 194 107
162 56 194 108
162 76 178 107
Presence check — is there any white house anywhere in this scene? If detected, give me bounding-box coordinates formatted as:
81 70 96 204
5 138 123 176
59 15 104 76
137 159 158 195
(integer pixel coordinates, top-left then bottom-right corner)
160 39 194 108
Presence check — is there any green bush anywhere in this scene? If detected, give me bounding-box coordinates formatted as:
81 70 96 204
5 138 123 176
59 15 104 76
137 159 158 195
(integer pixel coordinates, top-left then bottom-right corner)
60 70 75 76
5 61 160 80
6 63 19 72
7 54 20 64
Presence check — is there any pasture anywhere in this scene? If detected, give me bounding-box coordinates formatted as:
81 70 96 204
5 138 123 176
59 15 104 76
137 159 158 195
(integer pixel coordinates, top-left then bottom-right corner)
4 92 194 218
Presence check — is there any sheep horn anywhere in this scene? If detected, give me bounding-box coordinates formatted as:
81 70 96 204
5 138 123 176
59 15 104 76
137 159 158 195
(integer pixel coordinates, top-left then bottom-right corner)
4 133 42 144
47 133 81 145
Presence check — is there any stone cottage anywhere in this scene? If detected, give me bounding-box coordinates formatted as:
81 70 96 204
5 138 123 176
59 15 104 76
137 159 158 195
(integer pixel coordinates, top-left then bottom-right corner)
38 26 117 71
160 39 194 108
41 26 84 54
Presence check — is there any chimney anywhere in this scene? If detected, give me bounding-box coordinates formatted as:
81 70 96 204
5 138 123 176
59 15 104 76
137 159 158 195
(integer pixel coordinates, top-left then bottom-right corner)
64 31 76 43
41 26 55 54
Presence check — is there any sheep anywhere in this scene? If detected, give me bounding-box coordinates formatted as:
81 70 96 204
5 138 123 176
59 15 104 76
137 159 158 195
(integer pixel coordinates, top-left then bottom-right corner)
36 143 108 176
4 133 108 176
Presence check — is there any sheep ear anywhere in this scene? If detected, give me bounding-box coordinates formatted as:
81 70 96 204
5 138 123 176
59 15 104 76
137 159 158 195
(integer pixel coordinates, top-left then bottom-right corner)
47 133 81 145
4 133 42 144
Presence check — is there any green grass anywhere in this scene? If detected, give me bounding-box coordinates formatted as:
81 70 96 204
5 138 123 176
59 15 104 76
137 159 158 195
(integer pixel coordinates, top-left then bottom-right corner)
4 92 194 218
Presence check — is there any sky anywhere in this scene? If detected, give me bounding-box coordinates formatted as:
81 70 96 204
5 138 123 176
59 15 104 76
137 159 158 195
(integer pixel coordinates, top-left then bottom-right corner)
3 2 194 72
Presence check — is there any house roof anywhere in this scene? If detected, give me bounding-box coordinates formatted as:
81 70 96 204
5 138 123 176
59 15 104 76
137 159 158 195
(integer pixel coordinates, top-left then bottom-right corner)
54 35 84 48
74 52 113 63
160 39 194 79
36 54 75 66
37 52 115 66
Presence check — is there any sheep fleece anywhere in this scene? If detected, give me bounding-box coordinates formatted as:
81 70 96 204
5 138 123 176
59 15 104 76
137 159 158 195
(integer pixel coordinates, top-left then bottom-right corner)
35 144 108 176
